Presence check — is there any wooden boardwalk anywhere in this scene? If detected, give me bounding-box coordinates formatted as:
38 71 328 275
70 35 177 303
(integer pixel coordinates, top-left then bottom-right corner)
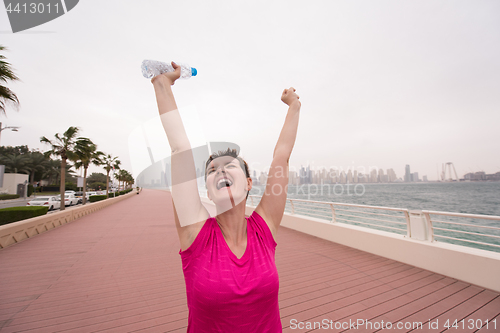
0 189 498 332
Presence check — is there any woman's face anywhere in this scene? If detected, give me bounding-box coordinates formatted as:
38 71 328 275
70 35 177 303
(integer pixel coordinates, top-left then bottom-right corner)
206 156 251 210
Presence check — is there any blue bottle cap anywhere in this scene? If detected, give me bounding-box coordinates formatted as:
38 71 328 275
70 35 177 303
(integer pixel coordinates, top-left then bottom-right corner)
191 67 197 76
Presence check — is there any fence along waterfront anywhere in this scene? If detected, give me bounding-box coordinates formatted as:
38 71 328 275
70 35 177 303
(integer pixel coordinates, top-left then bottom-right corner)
248 195 500 253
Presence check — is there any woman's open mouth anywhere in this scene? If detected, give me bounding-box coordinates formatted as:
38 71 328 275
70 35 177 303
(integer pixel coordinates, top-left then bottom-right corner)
216 178 233 190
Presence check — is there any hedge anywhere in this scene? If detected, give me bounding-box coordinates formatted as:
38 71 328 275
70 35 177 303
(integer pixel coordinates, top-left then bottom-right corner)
37 183 77 192
0 206 48 226
0 194 20 200
89 195 107 203
38 186 59 192
110 189 135 197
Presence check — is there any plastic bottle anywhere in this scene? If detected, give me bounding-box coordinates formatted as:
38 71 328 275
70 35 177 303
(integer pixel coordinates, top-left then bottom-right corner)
141 60 197 79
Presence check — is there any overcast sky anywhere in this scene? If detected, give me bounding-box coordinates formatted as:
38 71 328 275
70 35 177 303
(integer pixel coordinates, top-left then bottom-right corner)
1 0 499 181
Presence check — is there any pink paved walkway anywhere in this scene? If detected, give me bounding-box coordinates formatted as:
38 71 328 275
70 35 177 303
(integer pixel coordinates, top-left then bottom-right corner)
0 189 499 332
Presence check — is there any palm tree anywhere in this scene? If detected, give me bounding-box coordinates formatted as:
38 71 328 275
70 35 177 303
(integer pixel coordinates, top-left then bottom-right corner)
41 159 75 186
0 45 20 116
41 159 61 185
101 154 120 198
40 127 79 211
0 153 30 173
25 151 49 185
125 172 135 190
116 169 129 191
120 170 134 190
72 138 103 204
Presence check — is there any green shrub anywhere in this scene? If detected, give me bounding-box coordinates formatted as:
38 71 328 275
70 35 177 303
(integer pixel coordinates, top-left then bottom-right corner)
89 195 107 203
0 194 20 200
0 206 48 226
114 191 120 197
65 182 77 191
28 184 34 197
39 186 60 192
88 182 106 191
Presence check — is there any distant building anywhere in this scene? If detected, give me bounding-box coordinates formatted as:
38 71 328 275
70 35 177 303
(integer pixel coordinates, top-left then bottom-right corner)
423 175 428 182
357 173 366 183
387 169 397 182
259 172 267 186
404 165 411 182
475 172 486 181
378 169 384 183
413 172 419 182
251 170 259 185
320 168 328 183
347 170 353 183
486 172 500 181
329 168 338 183
340 171 346 184
464 171 500 181
299 165 312 184
289 170 299 185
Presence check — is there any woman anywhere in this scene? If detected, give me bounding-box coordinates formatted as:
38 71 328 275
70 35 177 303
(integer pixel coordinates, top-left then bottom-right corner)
152 62 300 332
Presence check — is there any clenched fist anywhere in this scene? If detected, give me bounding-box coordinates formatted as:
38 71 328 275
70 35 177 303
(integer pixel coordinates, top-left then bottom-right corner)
281 87 301 107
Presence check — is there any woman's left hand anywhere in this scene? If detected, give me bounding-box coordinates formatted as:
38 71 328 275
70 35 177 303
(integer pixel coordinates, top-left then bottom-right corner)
281 87 300 107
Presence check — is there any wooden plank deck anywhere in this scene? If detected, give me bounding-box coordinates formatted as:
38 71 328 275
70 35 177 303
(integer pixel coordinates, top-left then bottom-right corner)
0 189 498 332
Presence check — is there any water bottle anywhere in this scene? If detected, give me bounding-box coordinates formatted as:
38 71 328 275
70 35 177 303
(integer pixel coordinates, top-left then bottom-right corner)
141 60 197 79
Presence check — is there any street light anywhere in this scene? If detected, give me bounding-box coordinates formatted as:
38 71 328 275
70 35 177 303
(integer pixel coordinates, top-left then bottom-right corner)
0 122 20 145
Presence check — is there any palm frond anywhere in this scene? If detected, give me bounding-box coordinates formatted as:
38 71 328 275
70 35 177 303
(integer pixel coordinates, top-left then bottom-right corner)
0 45 20 115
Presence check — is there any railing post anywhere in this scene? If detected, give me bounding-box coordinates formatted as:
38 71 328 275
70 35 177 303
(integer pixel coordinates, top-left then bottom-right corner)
423 212 434 242
409 210 434 241
250 196 254 206
403 210 411 238
290 199 295 214
330 204 336 223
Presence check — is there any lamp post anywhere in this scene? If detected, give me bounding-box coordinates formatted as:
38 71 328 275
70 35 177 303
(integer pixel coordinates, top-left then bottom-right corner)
0 122 20 145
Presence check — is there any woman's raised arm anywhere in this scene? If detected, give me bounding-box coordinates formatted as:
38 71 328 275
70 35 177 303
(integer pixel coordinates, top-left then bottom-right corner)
152 62 209 249
255 87 301 237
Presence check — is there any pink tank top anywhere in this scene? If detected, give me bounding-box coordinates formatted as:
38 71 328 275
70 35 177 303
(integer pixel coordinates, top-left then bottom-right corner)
180 211 281 332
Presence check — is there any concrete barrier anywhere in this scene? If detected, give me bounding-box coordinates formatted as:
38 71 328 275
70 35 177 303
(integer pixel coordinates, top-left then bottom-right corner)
277 211 500 293
0 192 135 249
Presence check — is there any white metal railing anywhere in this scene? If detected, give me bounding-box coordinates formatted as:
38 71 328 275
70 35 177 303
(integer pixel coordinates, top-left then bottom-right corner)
248 195 500 252
422 210 500 251
249 195 410 237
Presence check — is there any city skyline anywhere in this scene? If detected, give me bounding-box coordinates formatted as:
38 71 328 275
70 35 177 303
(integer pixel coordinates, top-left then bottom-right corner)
251 163 500 186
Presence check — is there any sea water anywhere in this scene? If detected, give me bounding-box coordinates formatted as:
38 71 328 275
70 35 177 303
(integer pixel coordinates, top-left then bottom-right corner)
249 181 500 251
250 182 500 216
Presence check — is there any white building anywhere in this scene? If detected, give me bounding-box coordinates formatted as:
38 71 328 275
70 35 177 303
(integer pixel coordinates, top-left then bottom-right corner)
0 173 29 195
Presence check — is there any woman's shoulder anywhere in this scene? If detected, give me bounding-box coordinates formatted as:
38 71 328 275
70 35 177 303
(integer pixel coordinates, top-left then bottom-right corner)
248 211 277 249
179 217 215 258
